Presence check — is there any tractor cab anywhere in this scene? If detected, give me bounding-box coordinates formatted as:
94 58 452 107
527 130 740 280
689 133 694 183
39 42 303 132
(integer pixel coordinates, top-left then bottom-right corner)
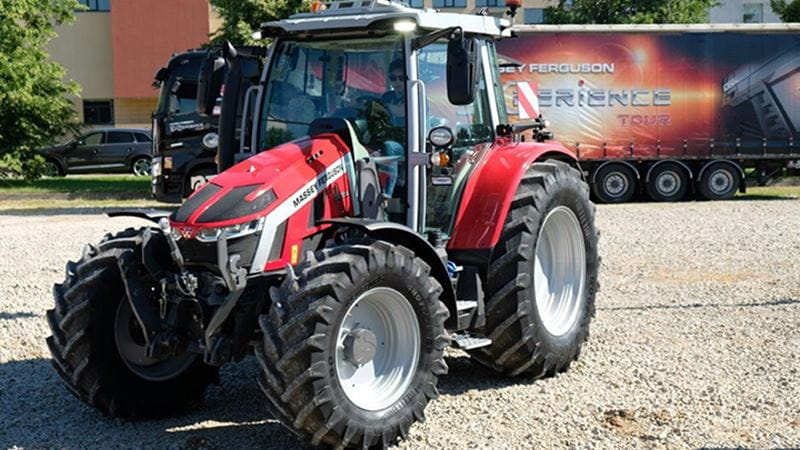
202 0 513 240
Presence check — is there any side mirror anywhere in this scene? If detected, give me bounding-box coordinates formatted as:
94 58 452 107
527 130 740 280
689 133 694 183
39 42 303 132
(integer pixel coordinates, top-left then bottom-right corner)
152 67 169 88
446 33 479 105
197 52 226 116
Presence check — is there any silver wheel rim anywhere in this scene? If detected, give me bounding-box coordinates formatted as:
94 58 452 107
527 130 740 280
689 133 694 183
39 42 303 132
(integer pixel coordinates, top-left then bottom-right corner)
604 172 627 197
656 170 681 196
335 287 420 411
133 158 151 176
534 206 586 337
709 169 733 195
114 298 196 381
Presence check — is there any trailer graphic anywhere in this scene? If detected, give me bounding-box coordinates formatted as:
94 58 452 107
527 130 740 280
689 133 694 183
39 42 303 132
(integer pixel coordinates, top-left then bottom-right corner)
498 24 800 202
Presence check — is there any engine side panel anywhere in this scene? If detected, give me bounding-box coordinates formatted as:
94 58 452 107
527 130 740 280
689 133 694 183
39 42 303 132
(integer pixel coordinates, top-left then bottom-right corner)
447 138 576 250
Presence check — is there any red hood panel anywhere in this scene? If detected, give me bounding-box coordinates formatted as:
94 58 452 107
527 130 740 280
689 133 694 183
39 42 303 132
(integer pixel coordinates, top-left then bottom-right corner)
173 133 352 228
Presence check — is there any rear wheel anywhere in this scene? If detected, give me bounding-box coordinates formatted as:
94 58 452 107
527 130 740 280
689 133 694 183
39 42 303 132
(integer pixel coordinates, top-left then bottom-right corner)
46 229 218 418
255 239 449 448
646 162 689 202
593 163 636 203
131 157 151 176
468 161 599 377
698 162 739 201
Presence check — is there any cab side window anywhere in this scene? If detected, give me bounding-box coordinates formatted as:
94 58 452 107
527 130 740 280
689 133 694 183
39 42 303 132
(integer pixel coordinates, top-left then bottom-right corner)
83 132 104 145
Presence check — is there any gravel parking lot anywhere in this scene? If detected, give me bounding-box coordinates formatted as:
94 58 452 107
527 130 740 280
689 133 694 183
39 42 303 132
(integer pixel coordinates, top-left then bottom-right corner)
1 199 799 448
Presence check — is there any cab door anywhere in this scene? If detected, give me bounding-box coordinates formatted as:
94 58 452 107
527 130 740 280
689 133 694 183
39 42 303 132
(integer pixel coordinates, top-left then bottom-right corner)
416 40 497 237
65 131 105 170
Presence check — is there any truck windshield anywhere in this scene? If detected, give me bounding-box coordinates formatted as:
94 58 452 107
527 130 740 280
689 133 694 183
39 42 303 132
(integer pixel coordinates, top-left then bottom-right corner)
258 36 407 153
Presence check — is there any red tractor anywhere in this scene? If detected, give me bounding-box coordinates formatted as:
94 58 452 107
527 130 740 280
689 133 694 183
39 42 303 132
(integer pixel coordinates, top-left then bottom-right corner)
46 1 598 447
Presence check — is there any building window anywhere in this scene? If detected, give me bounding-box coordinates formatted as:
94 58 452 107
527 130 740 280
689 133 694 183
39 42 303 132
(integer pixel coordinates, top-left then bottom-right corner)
524 8 545 23
475 0 502 7
407 0 424 7
743 3 763 22
433 0 466 8
83 100 114 125
76 0 110 12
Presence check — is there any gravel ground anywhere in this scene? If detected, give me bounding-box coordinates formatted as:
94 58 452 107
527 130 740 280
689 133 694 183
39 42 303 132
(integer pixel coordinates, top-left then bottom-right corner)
1 200 799 448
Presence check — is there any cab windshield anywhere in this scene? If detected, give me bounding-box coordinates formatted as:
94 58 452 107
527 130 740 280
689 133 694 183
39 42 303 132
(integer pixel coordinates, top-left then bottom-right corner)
258 36 407 152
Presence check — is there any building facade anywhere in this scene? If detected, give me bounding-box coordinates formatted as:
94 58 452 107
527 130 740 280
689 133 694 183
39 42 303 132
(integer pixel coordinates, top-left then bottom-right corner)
709 0 781 23
407 0 556 24
48 0 215 130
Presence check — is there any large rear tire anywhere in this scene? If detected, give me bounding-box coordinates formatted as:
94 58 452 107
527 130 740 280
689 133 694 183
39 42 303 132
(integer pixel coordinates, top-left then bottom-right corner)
698 162 740 201
46 229 218 418
255 239 449 448
468 161 599 377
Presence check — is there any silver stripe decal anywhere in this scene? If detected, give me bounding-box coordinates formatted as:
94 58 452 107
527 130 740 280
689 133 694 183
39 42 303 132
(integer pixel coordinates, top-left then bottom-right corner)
249 155 348 273
72 163 127 170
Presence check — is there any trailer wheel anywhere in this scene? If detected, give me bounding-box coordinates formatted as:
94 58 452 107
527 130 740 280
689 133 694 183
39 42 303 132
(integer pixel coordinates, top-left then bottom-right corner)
593 163 637 203
646 162 689 202
255 239 449 448
46 229 218 419
698 162 739 201
468 161 599 378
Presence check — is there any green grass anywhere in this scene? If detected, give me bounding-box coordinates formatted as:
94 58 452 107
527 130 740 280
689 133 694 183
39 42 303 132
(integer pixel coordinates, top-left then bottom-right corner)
0 175 149 196
736 185 800 199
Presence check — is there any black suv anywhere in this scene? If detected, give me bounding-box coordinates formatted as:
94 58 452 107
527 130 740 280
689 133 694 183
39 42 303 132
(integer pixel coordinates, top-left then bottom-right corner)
38 128 153 176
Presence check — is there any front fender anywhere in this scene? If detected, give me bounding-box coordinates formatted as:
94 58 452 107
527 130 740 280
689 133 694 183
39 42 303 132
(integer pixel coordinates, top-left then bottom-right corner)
318 218 458 329
448 139 577 250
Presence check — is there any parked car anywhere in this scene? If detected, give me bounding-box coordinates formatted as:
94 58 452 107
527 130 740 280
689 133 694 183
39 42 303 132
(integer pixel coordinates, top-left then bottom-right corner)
38 128 153 176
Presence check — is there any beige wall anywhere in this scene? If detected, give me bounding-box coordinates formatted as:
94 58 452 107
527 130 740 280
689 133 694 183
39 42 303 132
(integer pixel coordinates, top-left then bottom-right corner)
49 12 114 111
114 98 157 129
209 4 224 36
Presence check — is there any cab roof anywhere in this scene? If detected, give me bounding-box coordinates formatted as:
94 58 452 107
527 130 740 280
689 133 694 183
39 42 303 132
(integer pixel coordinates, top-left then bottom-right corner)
261 0 509 38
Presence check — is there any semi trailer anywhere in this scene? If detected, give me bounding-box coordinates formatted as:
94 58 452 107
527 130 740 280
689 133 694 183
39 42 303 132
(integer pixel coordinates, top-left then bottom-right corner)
500 24 800 202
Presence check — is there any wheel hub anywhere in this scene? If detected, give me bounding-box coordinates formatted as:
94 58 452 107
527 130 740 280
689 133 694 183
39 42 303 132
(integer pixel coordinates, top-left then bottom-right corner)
335 287 420 411
343 328 378 366
605 173 627 196
657 171 680 195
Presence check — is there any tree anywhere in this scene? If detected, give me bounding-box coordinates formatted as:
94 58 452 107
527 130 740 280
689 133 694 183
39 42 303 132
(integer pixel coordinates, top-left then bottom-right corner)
210 0 311 45
771 0 800 21
0 0 82 178
545 0 719 24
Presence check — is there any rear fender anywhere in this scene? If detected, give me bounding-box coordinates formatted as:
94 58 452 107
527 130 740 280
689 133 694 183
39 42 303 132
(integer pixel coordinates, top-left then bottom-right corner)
448 139 577 251
318 218 458 329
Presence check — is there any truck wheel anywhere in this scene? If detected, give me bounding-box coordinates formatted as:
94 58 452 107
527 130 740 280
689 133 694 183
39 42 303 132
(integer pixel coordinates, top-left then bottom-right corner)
593 163 636 203
698 162 739 200
646 162 689 202
46 229 218 418
131 157 152 177
469 161 599 377
255 239 449 448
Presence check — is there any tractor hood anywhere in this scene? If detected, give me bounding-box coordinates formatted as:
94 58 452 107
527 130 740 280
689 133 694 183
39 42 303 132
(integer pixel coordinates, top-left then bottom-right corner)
170 133 352 234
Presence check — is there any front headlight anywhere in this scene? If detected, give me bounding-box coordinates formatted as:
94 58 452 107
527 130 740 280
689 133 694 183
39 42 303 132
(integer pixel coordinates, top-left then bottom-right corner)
195 217 265 243
151 157 162 177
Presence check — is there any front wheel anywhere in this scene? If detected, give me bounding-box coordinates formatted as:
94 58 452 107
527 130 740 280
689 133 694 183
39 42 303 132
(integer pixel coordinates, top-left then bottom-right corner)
255 239 449 448
46 229 218 418
469 160 599 378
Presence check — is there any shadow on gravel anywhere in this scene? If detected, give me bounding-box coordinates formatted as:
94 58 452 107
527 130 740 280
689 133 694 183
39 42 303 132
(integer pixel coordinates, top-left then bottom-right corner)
601 297 800 312
438 353 541 396
0 311 38 320
0 357 305 449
